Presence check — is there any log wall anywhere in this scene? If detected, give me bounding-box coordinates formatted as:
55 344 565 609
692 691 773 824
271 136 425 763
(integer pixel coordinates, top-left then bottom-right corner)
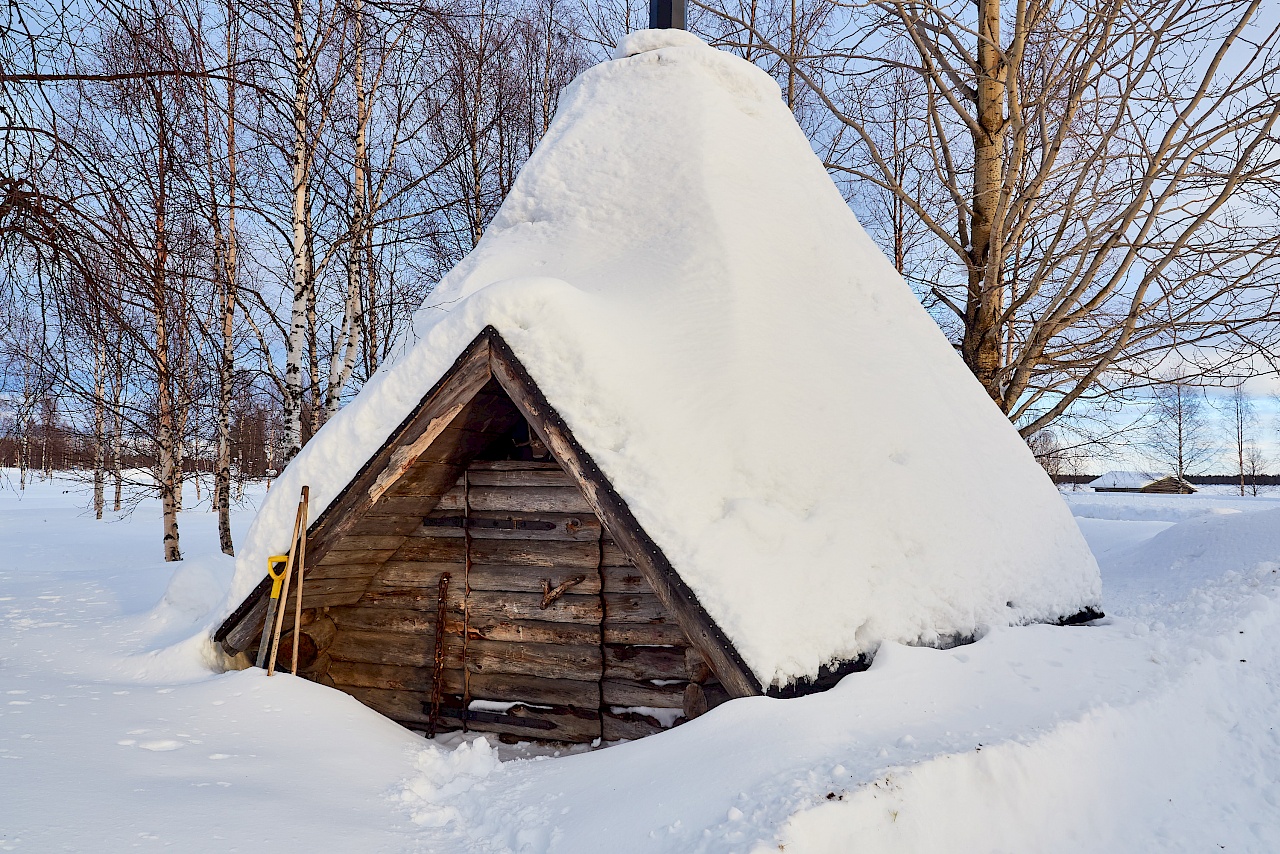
300 459 724 744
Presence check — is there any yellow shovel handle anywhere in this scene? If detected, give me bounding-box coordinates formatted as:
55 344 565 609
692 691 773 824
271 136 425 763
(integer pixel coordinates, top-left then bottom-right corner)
267 556 290 599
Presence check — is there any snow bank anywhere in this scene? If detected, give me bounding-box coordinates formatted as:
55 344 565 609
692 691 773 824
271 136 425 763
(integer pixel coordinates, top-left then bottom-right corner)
224 30 1099 688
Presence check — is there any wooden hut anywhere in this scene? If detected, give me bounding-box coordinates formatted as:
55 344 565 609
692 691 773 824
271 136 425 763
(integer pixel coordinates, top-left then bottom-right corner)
213 29 1103 746
216 329 749 742
1089 471 1196 494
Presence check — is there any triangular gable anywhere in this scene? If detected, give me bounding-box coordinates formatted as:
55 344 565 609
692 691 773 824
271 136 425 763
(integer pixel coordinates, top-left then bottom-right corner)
216 326 764 698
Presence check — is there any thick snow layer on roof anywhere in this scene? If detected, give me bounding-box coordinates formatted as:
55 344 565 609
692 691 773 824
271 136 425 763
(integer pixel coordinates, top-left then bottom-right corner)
1089 471 1164 490
221 30 1100 688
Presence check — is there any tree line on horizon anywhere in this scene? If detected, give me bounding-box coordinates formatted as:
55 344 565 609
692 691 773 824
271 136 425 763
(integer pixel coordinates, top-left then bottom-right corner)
4 0 1280 558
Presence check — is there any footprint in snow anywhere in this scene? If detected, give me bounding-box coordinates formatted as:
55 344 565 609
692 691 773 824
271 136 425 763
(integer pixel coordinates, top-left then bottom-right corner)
138 739 185 751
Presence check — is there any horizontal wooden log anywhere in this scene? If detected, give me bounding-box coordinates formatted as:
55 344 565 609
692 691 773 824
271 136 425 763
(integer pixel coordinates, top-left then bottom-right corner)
686 648 712 683
328 660 463 694
342 686 440 727
602 622 688 646
362 496 438 519
329 629 459 669
604 644 688 681
602 592 671 624
329 606 438 634
390 537 600 568
683 683 708 719
439 702 601 743
467 564 601 595
435 486 594 514
368 562 456 589
602 709 671 741
601 566 653 593
466 638 601 681
387 460 470 500
602 679 686 709
304 562 384 582
223 595 268 652
318 547 399 567
466 590 601 624
464 468 575 488
346 513 431 537
419 511 602 542
466 617 599 646
292 588 367 609
304 615 338 652
274 630 318 671
329 534 406 551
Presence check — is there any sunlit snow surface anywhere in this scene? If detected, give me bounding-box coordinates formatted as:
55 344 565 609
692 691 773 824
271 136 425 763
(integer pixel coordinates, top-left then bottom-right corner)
0 471 1277 852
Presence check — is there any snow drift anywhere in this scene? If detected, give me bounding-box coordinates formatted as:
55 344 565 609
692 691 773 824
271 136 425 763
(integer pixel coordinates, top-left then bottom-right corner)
221 29 1100 689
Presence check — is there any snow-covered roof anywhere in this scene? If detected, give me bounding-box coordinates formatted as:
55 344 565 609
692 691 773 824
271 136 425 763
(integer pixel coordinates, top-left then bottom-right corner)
219 30 1100 689
1089 471 1164 490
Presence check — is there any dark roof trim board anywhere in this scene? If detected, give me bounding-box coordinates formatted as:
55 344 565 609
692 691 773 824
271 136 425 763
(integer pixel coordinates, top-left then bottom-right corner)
215 326 768 698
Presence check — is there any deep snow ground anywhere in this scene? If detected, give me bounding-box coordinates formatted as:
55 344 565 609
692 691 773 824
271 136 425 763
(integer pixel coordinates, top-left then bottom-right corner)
0 473 1278 852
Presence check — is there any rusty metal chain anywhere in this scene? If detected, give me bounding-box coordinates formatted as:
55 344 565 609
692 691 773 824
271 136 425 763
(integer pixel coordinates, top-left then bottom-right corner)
426 572 451 738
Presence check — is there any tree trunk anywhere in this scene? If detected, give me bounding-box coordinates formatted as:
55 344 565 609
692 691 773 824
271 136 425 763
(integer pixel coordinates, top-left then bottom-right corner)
960 0 1007 407
93 341 105 520
283 0 311 465
153 83 182 563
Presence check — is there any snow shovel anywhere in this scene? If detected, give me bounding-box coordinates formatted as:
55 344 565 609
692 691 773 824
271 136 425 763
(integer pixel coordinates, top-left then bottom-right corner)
267 486 310 676
254 555 291 669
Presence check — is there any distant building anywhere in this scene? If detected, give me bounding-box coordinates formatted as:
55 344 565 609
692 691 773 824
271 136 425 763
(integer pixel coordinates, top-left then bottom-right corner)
1089 471 1197 494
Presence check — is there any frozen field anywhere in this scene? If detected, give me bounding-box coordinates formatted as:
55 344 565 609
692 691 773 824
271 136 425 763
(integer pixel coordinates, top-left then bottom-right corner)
0 472 1278 852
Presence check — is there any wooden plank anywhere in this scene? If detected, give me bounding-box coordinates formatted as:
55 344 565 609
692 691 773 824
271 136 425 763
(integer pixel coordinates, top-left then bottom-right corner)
329 606 438 634
329 629 459 668
318 547 399 567
602 622 688 646
465 638 601 681
601 709 670 741
392 537 600 568
601 565 652 593
436 484 592 513
361 496 438 518
330 534 406 551
602 592 671 624
601 679 686 708
222 591 269 652
466 460 561 470
603 644 688 681
284 577 372 614
368 562 456 589
466 564 601 595
386 460 470 500
328 660 462 693
438 703 601 743
419 511 602 542
465 469 575 488
466 617 599 646
294 589 367 609
467 590 601 624
304 562 385 581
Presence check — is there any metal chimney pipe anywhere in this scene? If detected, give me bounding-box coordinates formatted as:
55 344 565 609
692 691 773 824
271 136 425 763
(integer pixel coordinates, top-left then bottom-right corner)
649 0 686 29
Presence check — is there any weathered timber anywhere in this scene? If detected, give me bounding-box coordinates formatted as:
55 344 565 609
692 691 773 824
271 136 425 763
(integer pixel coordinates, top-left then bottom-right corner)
303 562 385 581
464 590 601 624
485 332 762 697
302 338 494 568
602 592 672 624
466 563 602 595
602 678 686 708
318 548 398 567
367 562 456 589
685 648 712 683
360 496 439 518
302 614 338 652
221 589 269 652
282 576 370 612
391 537 600 568
437 702 601 743
601 709 670 741
604 644 688 681
286 588 366 610
435 486 594 515
328 534 406 551
601 565 652 593
275 630 318 671
682 683 708 719
329 629 460 669
346 513 429 537
328 605 438 634
420 510 602 542
464 638 602 681
465 617 599 646
464 468 575 488
602 622 689 646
